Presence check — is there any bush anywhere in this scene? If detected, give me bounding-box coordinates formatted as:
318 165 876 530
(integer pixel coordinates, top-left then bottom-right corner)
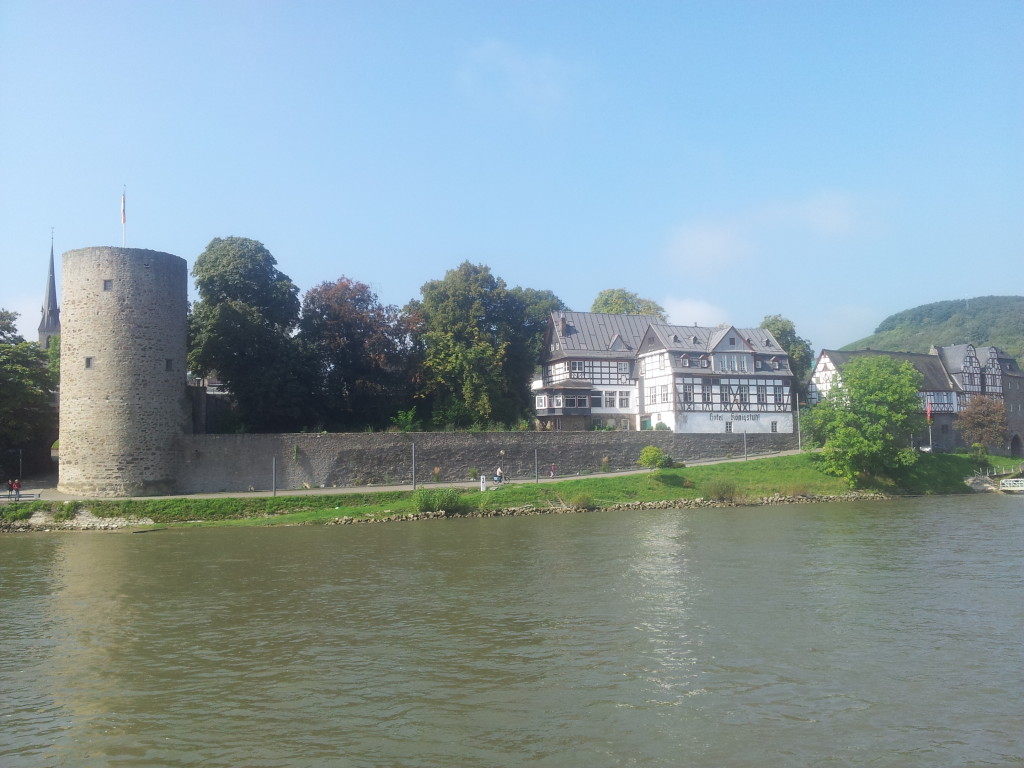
566 491 596 510
654 422 671 430
702 478 736 502
970 443 990 468
638 445 673 470
413 487 464 513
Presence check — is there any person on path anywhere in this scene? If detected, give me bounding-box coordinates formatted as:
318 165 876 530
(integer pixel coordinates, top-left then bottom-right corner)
12 479 21 502
549 464 555 478
6 479 12 499
495 467 503 483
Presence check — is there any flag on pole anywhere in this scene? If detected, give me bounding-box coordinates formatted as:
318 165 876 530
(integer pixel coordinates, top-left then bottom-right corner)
121 192 126 225
926 400 932 423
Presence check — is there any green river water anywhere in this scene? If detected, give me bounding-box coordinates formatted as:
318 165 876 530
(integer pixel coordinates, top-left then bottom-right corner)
2 495 1021 767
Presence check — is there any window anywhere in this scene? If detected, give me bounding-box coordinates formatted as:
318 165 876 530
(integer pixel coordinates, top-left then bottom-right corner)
604 392 616 408
617 362 629 374
571 361 585 378
618 391 630 408
536 395 548 409
165 359 173 372
771 421 778 433
103 279 113 291
738 357 747 372
683 383 694 403
757 385 767 403
85 357 94 369
553 395 563 408
738 385 749 404
646 386 656 405
660 384 669 403
682 357 690 367
725 421 733 433
729 337 736 346
774 385 783 403
700 359 709 368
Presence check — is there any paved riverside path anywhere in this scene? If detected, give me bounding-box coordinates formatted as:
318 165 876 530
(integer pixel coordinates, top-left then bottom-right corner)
10 449 804 504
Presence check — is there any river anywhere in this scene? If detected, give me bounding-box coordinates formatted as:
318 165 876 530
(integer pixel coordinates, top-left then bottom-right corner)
1 495 1021 767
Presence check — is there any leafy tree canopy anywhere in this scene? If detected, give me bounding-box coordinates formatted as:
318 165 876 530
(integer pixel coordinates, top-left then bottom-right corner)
590 289 667 322
807 355 925 486
192 237 300 330
954 396 1007 449
760 314 814 385
299 277 415 430
0 309 21 343
188 238 310 432
0 310 57 450
409 262 564 428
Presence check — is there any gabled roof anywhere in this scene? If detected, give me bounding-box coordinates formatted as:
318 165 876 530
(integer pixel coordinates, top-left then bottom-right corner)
544 311 658 361
639 324 784 356
820 349 957 392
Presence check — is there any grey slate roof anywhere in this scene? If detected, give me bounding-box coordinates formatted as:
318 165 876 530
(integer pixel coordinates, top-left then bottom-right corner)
544 311 660 361
821 349 957 392
641 324 784 356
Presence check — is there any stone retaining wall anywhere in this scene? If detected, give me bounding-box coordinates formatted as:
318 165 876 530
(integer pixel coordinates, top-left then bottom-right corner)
174 430 798 495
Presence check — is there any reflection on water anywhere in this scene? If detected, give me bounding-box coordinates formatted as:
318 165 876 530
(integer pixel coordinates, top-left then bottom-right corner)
1 495 1022 767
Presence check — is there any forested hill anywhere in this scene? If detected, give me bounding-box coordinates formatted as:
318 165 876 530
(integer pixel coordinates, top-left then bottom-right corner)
841 296 1024 359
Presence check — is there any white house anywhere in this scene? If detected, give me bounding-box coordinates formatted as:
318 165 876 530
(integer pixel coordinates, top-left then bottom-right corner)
533 312 796 434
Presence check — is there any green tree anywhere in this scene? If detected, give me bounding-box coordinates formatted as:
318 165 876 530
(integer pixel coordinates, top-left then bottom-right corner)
806 355 924 486
954 396 1007 449
408 262 563 428
299 277 415 430
638 445 672 471
188 237 312 432
0 310 58 463
590 289 667 322
0 309 20 343
760 314 813 385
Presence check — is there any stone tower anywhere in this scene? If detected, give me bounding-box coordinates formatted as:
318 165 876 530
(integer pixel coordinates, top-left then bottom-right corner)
58 247 189 496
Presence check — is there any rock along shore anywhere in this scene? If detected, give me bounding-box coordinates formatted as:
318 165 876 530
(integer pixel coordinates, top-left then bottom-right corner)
0 492 893 532
325 492 891 525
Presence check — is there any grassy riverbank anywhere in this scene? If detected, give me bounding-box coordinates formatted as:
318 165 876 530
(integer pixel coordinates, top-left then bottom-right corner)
4 451 1017 530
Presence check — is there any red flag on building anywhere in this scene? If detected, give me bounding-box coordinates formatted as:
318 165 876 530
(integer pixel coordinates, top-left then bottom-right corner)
926 400 932 422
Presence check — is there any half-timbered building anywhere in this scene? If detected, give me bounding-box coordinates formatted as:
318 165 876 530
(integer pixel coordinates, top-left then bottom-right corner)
533 312 796 434
807 345 1024 455
635 324 795 434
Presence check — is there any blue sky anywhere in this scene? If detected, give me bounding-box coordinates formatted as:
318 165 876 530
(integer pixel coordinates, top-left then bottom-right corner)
2 0 1021 351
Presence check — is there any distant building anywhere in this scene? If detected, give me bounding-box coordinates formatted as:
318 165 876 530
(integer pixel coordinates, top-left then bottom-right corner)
533 311 796 434
807 345 1024 455
38 242 60 349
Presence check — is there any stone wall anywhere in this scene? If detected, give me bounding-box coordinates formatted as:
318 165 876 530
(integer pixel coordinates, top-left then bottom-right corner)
174 430 798 494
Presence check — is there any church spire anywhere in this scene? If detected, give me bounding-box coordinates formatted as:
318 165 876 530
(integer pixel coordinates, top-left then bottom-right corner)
38 235 60 348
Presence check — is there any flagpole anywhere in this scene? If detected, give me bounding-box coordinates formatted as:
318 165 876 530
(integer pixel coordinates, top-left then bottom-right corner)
121 186 126 248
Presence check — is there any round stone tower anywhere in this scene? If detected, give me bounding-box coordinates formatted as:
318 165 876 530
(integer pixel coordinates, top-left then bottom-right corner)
58 247 190 496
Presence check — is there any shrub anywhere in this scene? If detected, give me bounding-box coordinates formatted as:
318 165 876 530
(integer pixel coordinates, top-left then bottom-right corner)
970 443 990 468
654 422 671 430
413 487 464 513
566 491 596 510
638 445 673 471
702 478 736 502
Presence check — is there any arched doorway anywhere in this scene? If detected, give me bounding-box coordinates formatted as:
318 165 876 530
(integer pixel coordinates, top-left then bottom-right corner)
1010 434 1023 458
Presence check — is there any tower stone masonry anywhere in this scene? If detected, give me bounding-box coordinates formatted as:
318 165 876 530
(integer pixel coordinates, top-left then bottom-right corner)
58 247 190 496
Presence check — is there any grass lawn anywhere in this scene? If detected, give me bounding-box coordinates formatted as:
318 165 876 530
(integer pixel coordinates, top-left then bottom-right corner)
3 451 1014 528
